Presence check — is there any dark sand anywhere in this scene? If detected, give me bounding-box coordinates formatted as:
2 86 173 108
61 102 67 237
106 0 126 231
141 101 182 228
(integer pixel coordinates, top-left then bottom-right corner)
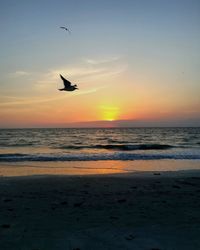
1 171 200 250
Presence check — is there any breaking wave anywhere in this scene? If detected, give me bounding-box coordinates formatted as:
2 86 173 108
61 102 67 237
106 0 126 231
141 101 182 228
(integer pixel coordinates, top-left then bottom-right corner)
0 152 200 162
58 143 174 151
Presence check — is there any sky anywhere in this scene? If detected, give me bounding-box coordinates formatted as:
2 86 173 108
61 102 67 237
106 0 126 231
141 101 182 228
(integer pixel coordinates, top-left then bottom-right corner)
0 0 200 127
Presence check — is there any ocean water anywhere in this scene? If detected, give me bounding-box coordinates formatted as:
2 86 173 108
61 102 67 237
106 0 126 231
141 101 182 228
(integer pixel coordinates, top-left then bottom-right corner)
0 127 200 162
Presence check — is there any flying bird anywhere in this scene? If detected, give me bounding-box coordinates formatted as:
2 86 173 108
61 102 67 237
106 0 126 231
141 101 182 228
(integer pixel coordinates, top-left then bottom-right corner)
59 74 78 91
60 26 71 33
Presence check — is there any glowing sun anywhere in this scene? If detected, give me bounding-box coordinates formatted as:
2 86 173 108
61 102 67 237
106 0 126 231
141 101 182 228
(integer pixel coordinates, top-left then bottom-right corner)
99 105 119 121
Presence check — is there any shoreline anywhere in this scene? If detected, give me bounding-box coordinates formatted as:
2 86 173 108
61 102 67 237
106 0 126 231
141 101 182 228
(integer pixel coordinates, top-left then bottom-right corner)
1 168 200 249
1 168 200 180
1 159 200 177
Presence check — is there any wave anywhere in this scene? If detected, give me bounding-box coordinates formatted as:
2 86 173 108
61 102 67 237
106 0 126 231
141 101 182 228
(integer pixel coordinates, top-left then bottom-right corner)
0 143 36 147
0 152 200 162
96 144 174 150
58 143 174 151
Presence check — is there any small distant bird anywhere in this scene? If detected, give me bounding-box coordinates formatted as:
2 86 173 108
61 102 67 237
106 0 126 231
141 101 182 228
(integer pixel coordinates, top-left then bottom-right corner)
59 74 78 91
60 26 71 33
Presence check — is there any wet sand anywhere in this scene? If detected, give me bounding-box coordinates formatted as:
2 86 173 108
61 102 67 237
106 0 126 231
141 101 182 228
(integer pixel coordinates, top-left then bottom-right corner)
1 171 200 250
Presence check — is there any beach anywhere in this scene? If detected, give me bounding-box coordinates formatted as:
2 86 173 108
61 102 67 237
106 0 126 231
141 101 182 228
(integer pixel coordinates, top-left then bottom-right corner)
1 128 200 249
1 170 200 250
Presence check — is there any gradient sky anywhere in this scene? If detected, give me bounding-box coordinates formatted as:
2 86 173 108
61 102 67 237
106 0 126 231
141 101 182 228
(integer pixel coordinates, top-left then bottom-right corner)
0 0 200 127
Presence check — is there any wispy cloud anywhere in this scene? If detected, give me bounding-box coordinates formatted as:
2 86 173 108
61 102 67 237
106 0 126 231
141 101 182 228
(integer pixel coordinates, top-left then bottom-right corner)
0 85 106 108
0 95 63 107
37 66 106 85
1 62 115 107
1 56 127 108
10 70 30 78
73 86 107 96
36 56 127 90
84 56 120 65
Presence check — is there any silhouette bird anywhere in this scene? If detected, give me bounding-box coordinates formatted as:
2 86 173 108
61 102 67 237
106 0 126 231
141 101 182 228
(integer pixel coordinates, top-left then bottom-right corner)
60 26 71 33
59 75 78 91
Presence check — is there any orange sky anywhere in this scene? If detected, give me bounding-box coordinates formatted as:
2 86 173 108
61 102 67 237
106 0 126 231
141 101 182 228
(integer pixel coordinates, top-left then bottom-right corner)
0 0 200 127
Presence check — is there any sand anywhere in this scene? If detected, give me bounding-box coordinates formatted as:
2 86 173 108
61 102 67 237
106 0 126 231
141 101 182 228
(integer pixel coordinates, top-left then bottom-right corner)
1 171 200 250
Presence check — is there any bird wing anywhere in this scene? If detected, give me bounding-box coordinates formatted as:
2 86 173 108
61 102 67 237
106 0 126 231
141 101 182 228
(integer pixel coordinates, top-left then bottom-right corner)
60 74 72 87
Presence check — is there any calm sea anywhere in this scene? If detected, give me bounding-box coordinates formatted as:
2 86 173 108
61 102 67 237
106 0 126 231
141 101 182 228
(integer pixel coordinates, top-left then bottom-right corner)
0 127 200 162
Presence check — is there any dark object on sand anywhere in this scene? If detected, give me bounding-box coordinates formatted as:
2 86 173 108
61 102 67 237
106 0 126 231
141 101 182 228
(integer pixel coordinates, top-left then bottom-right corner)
60 201 68 205
74 201 84 207
2 224 10 229
118 199 126 203
125 234 135 240
154 173 161 175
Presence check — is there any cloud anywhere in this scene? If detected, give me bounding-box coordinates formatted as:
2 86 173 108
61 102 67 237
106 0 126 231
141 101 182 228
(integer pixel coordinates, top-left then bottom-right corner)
1 57 118 107
74 86 107 96
37 66 106 84
10 71 30 77
84 56 120 65
0 86 106 108
1 56 127 106
36 57 127 90
0 95 62 107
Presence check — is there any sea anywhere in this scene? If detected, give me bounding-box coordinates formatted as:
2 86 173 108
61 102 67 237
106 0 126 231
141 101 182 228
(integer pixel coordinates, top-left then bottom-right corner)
0 127 200 176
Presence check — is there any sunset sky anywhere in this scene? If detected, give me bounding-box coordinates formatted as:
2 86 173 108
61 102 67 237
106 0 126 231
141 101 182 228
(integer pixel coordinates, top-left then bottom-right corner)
0 0 200 127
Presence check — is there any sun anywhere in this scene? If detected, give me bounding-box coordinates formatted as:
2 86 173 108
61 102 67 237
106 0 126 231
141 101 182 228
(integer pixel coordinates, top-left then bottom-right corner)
99 105 119 121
